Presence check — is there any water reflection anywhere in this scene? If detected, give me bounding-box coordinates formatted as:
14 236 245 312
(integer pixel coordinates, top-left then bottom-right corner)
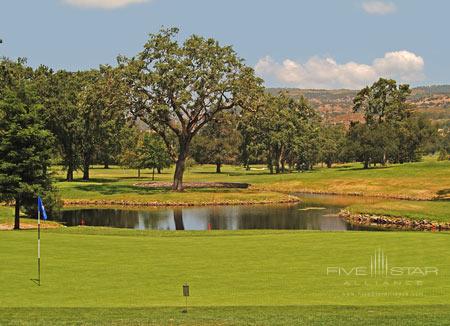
58 200 374 231
173 208 185 230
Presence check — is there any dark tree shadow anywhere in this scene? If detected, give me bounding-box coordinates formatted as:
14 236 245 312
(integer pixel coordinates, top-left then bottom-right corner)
335 166 393 172
173 208 185 230
435 188 450 201
56 177 122 183
72 184 170 195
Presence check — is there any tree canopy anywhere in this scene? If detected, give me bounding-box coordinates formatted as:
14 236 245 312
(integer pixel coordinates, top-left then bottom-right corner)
120 27 263 190
0 69 55 229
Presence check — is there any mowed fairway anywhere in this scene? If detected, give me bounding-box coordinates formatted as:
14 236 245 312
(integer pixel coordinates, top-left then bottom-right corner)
55 159 450 202
1 229 450 325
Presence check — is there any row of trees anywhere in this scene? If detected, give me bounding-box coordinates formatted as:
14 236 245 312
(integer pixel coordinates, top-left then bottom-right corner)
34 65 129 181
189 79 439 173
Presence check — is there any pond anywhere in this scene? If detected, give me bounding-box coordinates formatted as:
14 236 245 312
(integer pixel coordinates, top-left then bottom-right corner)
57 194 382 231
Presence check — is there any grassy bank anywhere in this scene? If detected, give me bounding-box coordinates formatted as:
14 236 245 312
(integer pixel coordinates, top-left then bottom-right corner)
0 206 60 230
1 229 449 324
55 159 450 203
347 200 450 222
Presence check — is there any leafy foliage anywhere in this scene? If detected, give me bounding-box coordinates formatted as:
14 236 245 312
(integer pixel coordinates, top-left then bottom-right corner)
120 131 172 179
119 28 263 189
0 67 56 228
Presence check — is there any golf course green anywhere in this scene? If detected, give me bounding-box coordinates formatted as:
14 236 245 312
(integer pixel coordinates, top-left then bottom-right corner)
0 227 450 325
1 228 450 324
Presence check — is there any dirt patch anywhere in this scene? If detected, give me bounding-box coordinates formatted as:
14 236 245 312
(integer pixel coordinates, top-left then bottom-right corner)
134 181 250 189
0 222 62 230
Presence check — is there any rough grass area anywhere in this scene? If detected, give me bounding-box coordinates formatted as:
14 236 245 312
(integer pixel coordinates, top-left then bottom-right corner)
347 200 450 222
2 305 450 325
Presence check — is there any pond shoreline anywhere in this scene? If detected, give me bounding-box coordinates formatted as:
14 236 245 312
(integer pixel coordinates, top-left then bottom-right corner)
339 209 450 231
62 196 301 207
61 187 441 208
0 222 62 231
262 188 442 201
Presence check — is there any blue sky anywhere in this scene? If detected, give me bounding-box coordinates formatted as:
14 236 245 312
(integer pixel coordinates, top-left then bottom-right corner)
1 0 449 89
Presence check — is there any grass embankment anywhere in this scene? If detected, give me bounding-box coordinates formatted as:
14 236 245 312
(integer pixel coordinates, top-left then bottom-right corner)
56 166 296 205
347 200 450 222
56 159 450 202
0 206 60 230
1 229 450 324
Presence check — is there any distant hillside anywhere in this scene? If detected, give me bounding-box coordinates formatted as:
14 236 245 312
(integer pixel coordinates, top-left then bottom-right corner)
268 85 450 126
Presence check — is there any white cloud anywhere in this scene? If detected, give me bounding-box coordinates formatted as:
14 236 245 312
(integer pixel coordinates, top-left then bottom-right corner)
63 0 150 9
255 51 425 89
362 1 397 15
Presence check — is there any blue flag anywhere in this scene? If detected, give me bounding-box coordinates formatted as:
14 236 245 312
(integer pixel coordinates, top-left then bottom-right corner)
38 197 48 220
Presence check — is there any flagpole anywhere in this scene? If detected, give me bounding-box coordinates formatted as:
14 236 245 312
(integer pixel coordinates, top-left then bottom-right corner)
37 198 41 286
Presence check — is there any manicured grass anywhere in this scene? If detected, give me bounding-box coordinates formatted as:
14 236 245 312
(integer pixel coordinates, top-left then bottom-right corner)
348 200 450 222
55 159 450 203
0 206 13 223
1 229 450 324
55 167 296 204
253 159 450 201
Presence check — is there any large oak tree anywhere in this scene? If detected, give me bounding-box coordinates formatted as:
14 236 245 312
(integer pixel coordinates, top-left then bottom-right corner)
120 28 262 190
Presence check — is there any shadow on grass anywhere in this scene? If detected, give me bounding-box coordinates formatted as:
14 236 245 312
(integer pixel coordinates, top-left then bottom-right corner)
55 177 122 183
72 183 242 196
72 184 166 196
335 165 393 172
436 188 450 201
57 175 169 183
192 171 276 176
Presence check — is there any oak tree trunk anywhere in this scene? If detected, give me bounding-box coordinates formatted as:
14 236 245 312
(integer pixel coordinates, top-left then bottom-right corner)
82 154 91 181
172 141 189 191
66 165 74 182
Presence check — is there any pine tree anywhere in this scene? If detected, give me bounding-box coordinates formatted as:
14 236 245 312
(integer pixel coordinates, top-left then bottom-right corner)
0 83 54 229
